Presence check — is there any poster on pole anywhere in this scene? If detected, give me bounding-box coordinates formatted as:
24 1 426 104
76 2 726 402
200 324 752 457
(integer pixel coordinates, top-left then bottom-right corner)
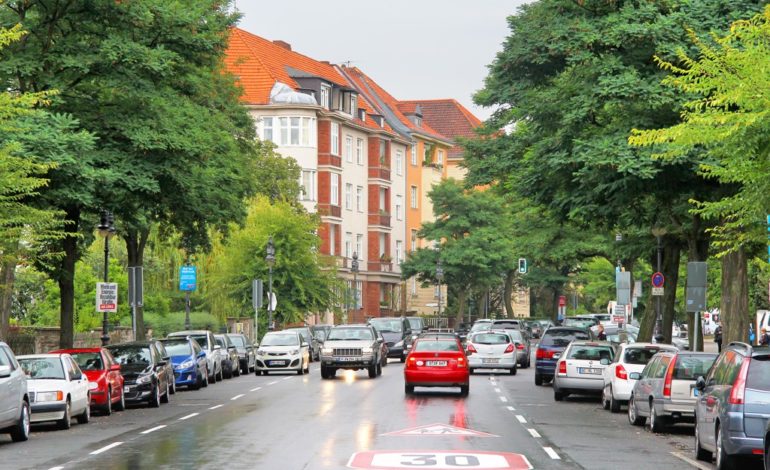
96 282 118 313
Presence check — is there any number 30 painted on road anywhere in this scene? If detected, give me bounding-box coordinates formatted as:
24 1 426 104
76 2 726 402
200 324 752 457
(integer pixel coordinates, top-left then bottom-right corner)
347 450 532 469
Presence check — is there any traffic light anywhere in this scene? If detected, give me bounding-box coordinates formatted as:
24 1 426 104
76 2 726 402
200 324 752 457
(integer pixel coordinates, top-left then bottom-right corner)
518 258 527 274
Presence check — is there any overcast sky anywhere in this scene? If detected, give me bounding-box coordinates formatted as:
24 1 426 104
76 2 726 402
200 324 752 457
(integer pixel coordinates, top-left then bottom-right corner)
234 0 528 121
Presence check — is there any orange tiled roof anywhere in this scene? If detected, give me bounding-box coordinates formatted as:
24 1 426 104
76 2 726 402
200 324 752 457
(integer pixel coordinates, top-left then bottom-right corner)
400 99 482 158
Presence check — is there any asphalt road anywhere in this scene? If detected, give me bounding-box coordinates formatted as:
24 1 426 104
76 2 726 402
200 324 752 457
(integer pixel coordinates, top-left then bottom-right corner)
0 351 759 470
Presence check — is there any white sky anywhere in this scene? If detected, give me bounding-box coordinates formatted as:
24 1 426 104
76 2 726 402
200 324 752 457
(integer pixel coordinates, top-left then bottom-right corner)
234 0 528 121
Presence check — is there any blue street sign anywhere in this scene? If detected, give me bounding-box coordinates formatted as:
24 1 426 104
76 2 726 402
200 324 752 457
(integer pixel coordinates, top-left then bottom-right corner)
652 272 665 288
179 266 197 292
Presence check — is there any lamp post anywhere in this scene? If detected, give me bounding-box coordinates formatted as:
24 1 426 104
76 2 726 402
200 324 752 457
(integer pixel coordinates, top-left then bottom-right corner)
97 210 115 346
652 227 667 340
615 232 623 271
351 252 359 323
265 236 276 331
436 259 444 317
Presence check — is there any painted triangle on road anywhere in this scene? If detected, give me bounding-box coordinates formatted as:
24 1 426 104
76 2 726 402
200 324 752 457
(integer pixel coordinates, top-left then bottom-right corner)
383 423 498 437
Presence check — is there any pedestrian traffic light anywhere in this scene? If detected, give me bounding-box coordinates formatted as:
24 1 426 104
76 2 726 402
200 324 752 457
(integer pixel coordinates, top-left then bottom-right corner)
518 258 527 274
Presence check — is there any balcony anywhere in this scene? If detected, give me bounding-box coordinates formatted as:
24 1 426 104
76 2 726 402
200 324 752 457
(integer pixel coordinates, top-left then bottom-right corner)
318 204 341 218
368 166 391 181
318 154 342 168
368 261 393 272
368 212 390 227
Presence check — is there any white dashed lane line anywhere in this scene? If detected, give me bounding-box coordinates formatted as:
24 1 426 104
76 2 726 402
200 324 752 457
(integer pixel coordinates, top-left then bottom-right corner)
267 381 278 385
282 376 292 380
140 425 166 435
527 428 541 438
90 442 123 455
231 394 245 401
499 396 508 403
250 386 262 392
208 404 223 410
506 406 516 411
178 413 199 421
494 387 501 393
515 415 527 424
543 447 561 460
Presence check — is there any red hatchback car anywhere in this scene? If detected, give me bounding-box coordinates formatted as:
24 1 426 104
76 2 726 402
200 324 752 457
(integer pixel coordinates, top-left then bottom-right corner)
404 336 470 396
51 347 125 415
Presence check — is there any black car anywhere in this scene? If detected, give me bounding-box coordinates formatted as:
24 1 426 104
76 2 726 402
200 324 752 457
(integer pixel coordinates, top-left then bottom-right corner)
107 342 171 408
214 334 240 378
286 327 320 362
152 340 176 395
227 333 256 374
368 317 413 362
534 326 592 386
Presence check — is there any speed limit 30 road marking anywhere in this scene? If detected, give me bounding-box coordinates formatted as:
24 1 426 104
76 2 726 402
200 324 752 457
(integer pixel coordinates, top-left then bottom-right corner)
347 450 533 470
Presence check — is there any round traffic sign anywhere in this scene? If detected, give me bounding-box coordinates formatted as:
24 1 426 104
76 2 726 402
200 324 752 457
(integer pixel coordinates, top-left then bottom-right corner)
651 272 665 288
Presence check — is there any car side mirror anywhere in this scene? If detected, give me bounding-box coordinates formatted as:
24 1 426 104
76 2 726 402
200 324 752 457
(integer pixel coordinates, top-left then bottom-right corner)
600 358 610 366
110 364 121 371
163 356 170 361
0 365 10 378
197 351 206 359
214 345 222 351
695 376 706 391
157 361 167 367
71 373 82 381
629 372 642 380
377 338 384 344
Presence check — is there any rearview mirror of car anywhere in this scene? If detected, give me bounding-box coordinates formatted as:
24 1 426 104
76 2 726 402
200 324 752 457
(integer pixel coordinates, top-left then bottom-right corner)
629 372 641 380
0 365 10 378
198 351 206 358
214 345 222 350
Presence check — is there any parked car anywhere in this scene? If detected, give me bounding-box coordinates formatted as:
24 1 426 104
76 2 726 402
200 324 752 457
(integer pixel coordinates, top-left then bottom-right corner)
0 342 30 442
107 342 172 408
50 347 125 415
500 328 531 368
255 331 310 376
490 319 524 331
535 326 592 386
601 343 678 413
227 333 256 374
591 324 637 345
158 337 208 390
311 324 333 344
406 316 426 336
152 340 177 394
285 327 320 362
553 341 614 401
320 325 382 379
17 353 90 429
167 330 222 383
376 329 389 367
404 336 469 396
562 318 596 329
368 317 413 362
214 334 240 378
628 350 717 433
469 319 493 334
694 342 770 469
465 331 517 375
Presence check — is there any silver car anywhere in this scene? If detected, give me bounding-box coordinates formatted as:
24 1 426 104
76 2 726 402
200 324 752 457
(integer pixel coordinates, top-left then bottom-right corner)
499 329 531 368
553 340 614 401
255 331 310 375
466 331 517 375
0 342 30 442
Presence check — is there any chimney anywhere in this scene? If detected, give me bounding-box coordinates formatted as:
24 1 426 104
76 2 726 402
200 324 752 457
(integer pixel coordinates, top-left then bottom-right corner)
320 61 330 65
273 40 292 51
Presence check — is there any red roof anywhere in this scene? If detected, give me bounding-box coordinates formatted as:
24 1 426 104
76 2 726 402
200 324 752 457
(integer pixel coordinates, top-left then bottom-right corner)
399 99 482 157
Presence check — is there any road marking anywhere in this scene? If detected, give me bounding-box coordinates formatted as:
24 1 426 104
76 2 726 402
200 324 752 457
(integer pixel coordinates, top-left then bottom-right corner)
494 387 501 393
283 376 292 380
48 467 64 470
543 447 560 460
90 442 123 455
527 428 541 438
140 425 166 435
383 423 498 437
670 452 712 470
208 404 223 410
499 396 508 403
267 380 278 385
506 406 516 411
250 386 262 392
231 394 244 401
515 415 527 424
178 413 199 421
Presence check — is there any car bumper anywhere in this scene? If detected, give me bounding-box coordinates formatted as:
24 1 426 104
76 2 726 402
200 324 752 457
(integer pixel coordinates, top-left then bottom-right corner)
387 346 404 358
29 402 67 422
554 376 604 392
535 359 557 377
256 357 303 372
468 355 516 370
657 400 696 420
123 384 155 402
321 355 377 369
611 380 635 401
174 369 198 386
405 370 469 387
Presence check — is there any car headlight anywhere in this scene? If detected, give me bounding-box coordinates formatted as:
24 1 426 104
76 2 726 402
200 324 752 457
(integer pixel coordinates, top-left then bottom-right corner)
256 349 265 356
290 349 299 355
88 382 99 391
322 348 333 355
136 374 153 385
36 391 63 402
394 341 404 348
176 360 195 370
362 347 373 354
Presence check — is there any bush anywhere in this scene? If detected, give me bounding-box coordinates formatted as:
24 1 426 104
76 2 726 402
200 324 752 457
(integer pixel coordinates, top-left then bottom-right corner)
143 311 220 337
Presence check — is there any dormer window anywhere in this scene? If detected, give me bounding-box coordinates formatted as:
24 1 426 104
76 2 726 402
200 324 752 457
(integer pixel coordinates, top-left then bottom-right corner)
320 85 330 109
415 116 422 127
349 94 357 115
359 109 366 121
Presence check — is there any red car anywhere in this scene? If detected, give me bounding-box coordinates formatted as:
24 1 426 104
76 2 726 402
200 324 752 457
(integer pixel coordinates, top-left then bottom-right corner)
404 336 470 396
50 347 125 415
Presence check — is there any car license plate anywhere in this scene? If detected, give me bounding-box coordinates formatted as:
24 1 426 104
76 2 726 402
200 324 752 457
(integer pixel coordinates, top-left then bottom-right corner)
123 386 130 393
482 358 499 364
692 387 698 397
268 360 286 366
426 361 447 367
336 356 357 362
579 368 602 375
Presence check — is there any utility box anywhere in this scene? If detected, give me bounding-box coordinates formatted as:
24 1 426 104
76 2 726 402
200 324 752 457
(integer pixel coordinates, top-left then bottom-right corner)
686 262 707 313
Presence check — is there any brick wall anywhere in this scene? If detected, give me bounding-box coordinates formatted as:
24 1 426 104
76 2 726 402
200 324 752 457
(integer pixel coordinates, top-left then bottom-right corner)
364 281 381 317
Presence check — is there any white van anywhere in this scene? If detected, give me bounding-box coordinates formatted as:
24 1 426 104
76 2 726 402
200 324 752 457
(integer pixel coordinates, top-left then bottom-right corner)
701 310 720 335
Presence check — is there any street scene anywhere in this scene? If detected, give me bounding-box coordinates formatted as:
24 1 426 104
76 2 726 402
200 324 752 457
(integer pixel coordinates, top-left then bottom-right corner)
2 0 770 469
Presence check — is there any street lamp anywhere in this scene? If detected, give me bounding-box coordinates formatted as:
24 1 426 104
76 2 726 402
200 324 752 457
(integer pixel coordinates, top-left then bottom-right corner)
436 258 444 317
615 232 623 271
651 226 667 341
97 210 116 346
351 252 359 323
265 236 276 331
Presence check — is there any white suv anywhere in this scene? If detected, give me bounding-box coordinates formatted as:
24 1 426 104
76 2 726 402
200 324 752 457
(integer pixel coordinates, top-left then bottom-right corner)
601 342 677 412
0 342 30 442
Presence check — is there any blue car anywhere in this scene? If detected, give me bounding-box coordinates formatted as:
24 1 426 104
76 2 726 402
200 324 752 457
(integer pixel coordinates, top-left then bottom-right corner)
159 338 208 390
534 326 591 386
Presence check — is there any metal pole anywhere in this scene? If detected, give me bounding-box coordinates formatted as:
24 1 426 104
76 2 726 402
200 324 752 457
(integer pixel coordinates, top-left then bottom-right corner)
268 265 273 331
694 310 700 352
353 271 357 322
184 291 191 330
656 235 663 339
101 235 110 346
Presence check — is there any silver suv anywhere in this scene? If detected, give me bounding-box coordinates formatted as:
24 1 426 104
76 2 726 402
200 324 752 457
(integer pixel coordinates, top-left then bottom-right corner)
320 325 382 379
0 342 30 442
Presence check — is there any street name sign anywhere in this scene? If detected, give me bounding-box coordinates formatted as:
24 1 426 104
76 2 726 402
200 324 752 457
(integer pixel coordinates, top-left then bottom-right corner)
96 282 118 313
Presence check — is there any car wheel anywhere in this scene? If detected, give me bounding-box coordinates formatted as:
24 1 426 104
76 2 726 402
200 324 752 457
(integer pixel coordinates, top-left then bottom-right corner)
510 366 517 376
58 399 72 430
202 367 209 387
601 386 610 410
149 385 160 408
77 398 91 424
170 378 177 394
241 362 249 375
405 384 414 394
376 363 382 376
10 400 30 442
649 403 665 433
628 395 644 426
115 388 126 411
609 387 621 413
694 417 712 462
535 373 543 386
234 363 241 377
716 424 737 470
104 388 113 416
460 384 469 397
526 354 531 368
553 385 564 401
320 366 329 379
400 354 406 363
224 364 232 379
160 382 170 404
469 368 475 375
368 364 378 379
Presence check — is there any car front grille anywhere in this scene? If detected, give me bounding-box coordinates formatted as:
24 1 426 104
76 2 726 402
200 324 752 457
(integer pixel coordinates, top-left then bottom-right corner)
267 352 287 356
333 348 362 356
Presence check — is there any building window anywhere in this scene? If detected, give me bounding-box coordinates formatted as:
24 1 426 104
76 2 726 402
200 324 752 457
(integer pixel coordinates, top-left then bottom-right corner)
356 186 363 212
280 117 289 146
330 173 339 206
301 169 316 202
345 136 353 163
437 149 444 165
329 224 336 255
349 94 357 115
395 195 402 220
411 277 417 295
262 117 274 143
379 233 386 258
410 186 418 209
379 140 386 160
345 232 352 258
302 118 312 146
320 85 330 109
411 229 417 252
356 138 364 165
356 234 363 259
269 116 315 147
395 150 403 175
396 241 403 264
345 183 352 210
379 188 386 211
289 117 301 145
331 122 339 156
411 144 417 165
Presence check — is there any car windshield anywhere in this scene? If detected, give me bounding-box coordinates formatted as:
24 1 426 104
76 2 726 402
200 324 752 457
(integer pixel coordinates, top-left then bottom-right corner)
288 329 310 340
69 352 102 371
407 318 424 330
470 322 492 332
623 347 663 364
563 318 594 328
327 328 374 341
229 336 246 348
471 333 509 345
674 355 717 380
567 345 613 361
540 330 590 347
215 337 226 348
109 346 151 365
369 319 402 333
189 335 209 349
261 334 299 346
492 321 520 329
19 357 65 380
162 341 192 356
506 330 523 341
747 356 770 391
414 340 460 352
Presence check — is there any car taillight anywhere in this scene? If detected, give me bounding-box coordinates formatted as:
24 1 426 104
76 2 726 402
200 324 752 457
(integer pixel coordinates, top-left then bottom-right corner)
558 361 567 375
407 357 416 369
536 348 552 359
504 344 515 353
516 343 525 350
728 357 751 405
456 357 466 368
662 356 677 398
466 344 477 353
615 364 627 380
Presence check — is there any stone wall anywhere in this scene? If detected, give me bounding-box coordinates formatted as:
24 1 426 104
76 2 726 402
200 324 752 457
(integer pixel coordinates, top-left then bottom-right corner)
4 326 135 355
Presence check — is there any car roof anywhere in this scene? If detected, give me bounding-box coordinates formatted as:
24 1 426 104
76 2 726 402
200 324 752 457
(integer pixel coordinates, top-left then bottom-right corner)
50 348 103 353
106 341 153 347
568 340 612 346
18 353 67 359
169 330 211 335
332 324 371 329
545 326 589 333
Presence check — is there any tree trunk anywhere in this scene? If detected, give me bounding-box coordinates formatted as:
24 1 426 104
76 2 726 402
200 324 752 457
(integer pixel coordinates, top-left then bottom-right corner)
686 228 708 351
0 247 18 341
125 227 150 340
661 240 681 345
720 247 749 345
637 252 658 343
503 271 514 318
59 231 78 349
454 288 467 327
